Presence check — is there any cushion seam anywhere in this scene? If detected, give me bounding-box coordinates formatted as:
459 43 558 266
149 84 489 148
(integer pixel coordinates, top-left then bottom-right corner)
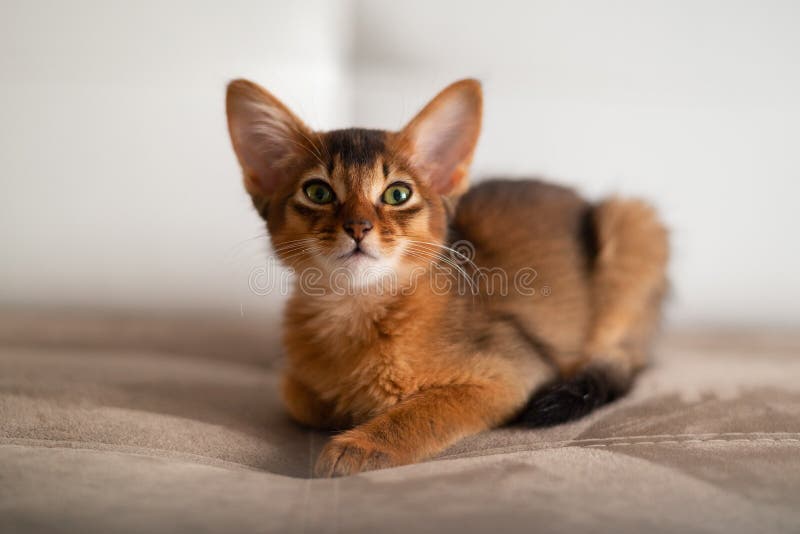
436 432 800 460
0 437 264 472
5 433 799 472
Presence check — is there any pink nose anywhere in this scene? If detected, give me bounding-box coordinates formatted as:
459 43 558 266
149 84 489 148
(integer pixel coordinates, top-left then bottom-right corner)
343 219 373 242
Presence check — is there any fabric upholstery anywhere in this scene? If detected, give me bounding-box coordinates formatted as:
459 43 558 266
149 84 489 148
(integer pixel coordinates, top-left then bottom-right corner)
1 310 799 533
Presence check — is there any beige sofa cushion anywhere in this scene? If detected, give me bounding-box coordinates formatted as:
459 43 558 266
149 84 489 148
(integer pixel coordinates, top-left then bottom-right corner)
1 311 799 533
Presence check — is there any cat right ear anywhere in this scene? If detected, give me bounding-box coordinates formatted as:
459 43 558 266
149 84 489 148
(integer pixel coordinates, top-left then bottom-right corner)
396 79 482 196
226 79 313 199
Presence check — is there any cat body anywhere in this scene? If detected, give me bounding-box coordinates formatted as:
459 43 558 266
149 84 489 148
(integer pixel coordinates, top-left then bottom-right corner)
225 79 668 476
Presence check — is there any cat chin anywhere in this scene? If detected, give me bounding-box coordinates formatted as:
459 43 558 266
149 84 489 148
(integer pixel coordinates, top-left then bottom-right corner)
327 256 398 291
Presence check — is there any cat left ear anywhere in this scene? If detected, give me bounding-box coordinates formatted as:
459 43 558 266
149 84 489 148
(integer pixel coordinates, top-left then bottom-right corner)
226 79 313 200
396 79 482 195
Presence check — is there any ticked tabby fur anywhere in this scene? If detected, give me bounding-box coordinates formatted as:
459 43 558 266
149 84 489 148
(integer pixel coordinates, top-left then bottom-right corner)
225 78 668 477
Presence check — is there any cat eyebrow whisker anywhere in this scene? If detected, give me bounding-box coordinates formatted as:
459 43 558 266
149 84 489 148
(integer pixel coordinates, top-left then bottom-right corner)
251 121 328 168
293 124 333 169
292 124 330 164
284 136 328 169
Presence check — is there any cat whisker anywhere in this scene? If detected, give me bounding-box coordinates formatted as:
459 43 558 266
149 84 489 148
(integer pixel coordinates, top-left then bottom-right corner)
229 236 316 263
404 243 476 281
272 249 317 263
270 248 314 266
225 233 275 264
404 244 483 300
271 239 318 252
402 246 479 296
404 239 480 272
250 241 318 268
226 233 269 254
400 255 479 303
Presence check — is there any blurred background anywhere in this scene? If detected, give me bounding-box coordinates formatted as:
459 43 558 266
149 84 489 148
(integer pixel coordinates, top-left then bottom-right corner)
1 0 798 328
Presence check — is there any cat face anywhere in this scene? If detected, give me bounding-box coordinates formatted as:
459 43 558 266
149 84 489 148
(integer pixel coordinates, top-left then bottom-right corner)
250 127 448 279
226 79 482 285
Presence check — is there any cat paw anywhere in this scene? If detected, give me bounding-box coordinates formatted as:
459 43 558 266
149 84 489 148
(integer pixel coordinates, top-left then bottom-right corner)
314 433 398 477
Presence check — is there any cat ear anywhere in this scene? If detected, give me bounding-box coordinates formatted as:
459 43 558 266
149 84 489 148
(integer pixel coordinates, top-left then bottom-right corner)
226 79 313 198
397 79 482 195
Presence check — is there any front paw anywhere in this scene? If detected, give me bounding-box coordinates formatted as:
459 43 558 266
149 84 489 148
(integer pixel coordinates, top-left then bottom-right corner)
314 433 398 477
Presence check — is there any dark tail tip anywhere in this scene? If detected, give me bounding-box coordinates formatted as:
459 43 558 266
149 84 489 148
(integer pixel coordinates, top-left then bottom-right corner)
514 366 630 428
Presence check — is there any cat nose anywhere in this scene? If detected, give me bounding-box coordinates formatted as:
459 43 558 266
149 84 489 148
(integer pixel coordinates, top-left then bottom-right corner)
343 219 373 242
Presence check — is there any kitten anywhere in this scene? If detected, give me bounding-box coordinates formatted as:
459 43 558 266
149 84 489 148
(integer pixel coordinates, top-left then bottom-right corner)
225 78 668 477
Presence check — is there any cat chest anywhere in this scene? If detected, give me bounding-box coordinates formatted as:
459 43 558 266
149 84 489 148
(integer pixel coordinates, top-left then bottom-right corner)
291 330 419 421
285 296 426 419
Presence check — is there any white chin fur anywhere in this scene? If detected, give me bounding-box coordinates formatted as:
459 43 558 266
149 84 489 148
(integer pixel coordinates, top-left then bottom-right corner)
337 256 396 289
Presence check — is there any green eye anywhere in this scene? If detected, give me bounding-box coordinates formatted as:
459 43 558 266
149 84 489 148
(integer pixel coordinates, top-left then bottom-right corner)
382 183 412 205
303 181 335 204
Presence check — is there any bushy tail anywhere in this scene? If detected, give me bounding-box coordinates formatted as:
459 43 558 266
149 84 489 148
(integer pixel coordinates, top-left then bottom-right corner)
518 198 669 427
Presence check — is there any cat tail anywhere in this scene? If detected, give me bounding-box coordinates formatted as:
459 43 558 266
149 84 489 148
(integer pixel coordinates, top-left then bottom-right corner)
517 197 669 427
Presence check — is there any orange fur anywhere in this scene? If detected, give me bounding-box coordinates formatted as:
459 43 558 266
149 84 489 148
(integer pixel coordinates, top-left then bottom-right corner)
225 78 669 477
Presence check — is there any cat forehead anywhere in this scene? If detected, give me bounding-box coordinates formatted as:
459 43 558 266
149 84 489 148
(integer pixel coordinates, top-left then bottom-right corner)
320 128 407 198
323 128 387 174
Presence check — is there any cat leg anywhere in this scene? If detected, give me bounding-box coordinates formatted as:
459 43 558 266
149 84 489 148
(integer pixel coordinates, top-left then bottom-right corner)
314 381 526 477
281 373 346 431
583 197 669 381
517 198 668 427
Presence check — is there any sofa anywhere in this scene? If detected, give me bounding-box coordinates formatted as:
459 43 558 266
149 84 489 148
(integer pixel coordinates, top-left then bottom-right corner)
1 309 798 533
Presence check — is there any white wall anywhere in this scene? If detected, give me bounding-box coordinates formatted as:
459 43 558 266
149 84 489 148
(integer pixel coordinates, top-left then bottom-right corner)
352 0 800 326
2 0 798 326
0 0 352 315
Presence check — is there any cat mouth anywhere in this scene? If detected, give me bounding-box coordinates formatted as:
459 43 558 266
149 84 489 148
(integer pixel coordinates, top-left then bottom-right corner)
339 246 376 261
